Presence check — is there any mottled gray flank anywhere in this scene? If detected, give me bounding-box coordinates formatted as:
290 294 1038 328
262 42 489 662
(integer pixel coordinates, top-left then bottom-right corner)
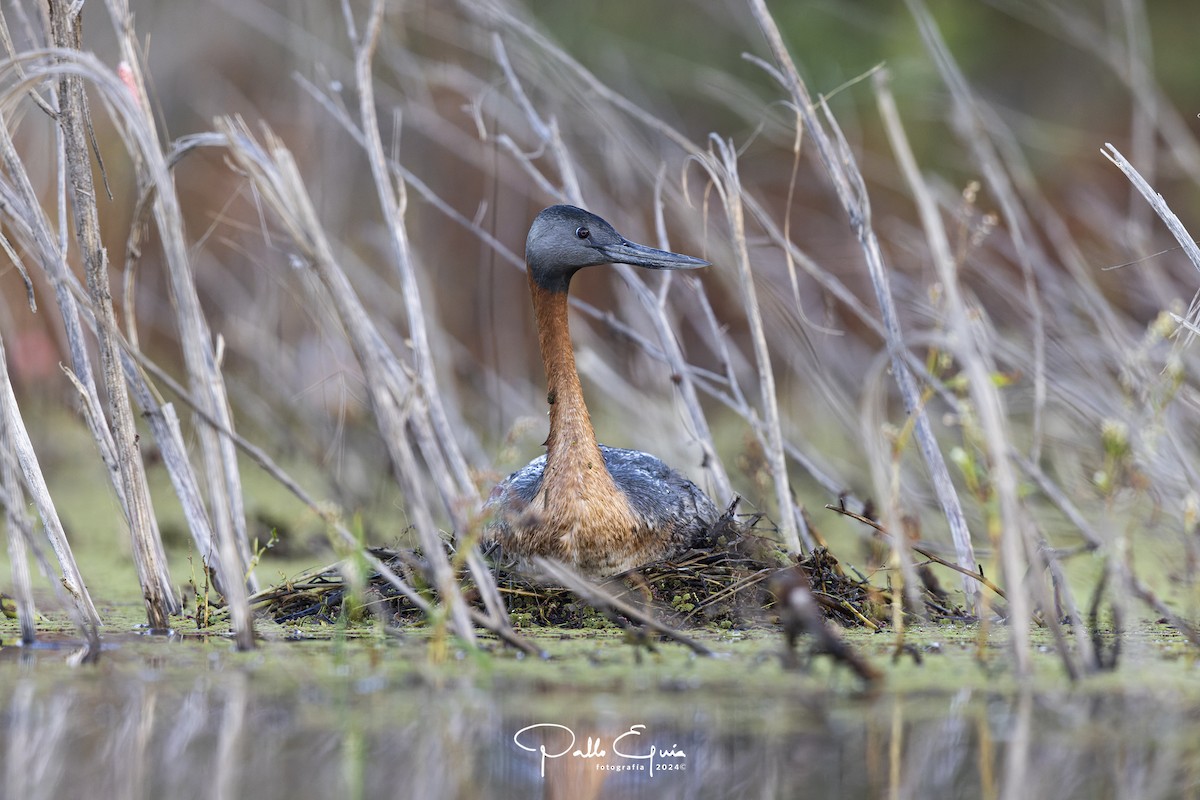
487 445 718 564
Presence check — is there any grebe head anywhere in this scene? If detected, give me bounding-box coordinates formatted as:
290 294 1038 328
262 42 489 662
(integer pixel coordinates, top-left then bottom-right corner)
525 204 709 292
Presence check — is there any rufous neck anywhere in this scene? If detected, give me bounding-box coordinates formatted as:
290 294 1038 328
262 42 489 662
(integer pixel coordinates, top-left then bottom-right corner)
529 280 604 465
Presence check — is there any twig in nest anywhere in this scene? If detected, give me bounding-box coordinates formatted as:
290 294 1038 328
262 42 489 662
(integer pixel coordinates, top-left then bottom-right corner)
391 549 544 657
810 591 880 631
826 504 1005 601
769 566 882 685
531 557 713 657
1087 564 1119 670
682 567 775 624
1129 575 1200 650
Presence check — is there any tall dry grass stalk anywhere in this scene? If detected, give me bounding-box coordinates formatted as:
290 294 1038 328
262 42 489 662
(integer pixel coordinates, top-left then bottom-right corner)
873 61 1033 666
0 406 36 645
749 0 984 616
0 332 99 651
104 0 255 643
0 3 253 646
48 0 177 631
0 0 1197 676
218 116 484 644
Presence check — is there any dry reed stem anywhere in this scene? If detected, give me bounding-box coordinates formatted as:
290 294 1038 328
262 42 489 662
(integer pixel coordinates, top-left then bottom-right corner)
110 8 257 590
0 66 114 642
103 0 258 644
107 314 489 646
39 1 258 646
531 557 713 656
1103 144 1200 278
48 0 177 630
1101 141 1200 650
706 135 801 553
0 106 128 492
0 400 36 644
217 117 480 646
874 67 1049 672
826 504 1006 601
1012 456 1101 670
353 1 476 504
648 179 733 497
0 51 131 546
856 346 925 621
1 40 255 644
1117 0 1159 271
351 1 513 637
905 0 1050 467
290 17 522 628
45 243 234 606
0 331 100 645
748 0 979 613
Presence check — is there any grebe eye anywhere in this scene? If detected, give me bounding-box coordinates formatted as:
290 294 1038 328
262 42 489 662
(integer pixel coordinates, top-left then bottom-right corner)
575 226 590 239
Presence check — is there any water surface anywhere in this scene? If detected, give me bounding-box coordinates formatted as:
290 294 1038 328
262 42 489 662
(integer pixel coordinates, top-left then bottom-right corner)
0 625 1195 799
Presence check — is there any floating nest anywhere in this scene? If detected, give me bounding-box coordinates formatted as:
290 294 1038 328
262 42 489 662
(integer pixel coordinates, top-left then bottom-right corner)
248 501 971 632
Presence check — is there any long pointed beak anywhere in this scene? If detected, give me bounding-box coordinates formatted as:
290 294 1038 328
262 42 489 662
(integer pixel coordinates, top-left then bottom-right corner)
597 239 710 270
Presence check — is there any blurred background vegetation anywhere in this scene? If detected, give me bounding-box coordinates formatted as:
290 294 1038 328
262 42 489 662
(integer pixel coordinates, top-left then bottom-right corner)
3 0 1199 608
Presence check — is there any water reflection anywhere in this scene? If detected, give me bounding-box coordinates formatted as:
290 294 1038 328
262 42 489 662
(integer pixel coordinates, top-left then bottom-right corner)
0 640 1196 799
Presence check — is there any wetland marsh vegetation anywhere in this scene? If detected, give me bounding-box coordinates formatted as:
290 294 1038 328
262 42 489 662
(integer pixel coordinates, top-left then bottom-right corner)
2 0 1200 797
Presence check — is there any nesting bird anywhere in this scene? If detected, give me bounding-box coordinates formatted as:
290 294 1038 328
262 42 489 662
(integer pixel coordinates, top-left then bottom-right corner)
487 205 718 577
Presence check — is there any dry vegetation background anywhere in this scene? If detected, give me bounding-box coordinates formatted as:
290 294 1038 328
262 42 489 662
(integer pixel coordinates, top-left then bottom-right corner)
3 0 1200 669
